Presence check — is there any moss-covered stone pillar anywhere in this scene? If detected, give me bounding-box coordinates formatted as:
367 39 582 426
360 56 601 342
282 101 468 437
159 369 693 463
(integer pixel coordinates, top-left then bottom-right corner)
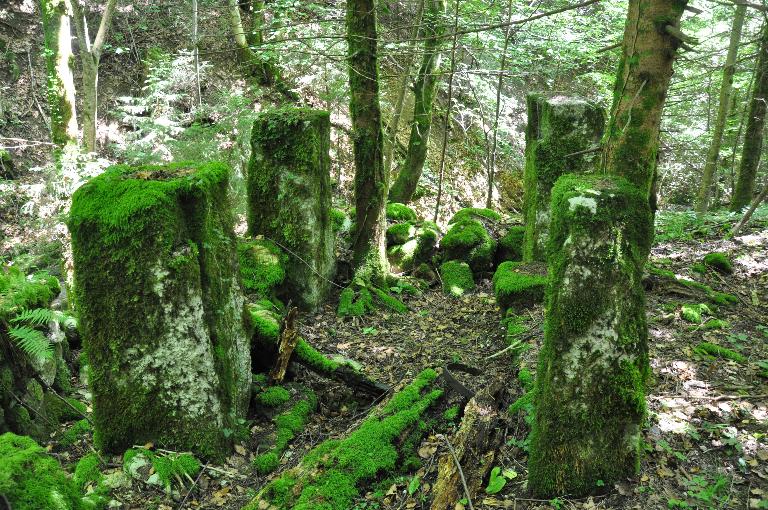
528 174 653 497
68 163 252 458
523 94 604 261
247 107 335 310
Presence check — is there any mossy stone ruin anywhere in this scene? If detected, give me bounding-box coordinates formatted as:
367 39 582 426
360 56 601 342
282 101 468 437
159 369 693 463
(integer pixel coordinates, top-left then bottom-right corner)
528 174 653 497
68 162 252 458
247 107 335 310
523 94 605 261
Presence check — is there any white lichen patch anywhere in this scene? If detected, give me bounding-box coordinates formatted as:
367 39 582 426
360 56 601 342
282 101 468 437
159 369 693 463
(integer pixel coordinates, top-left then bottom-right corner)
568 196 598 214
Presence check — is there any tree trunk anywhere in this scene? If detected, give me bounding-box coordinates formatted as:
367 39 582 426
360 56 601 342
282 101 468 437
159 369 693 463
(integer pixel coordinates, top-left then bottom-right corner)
347 0 389 282
603 0 688 200
732 22 768 211
39 0 79 147
388 0 445 204
695 4 746 214
731 184 768 236
382 0 425 178
226 0 275 86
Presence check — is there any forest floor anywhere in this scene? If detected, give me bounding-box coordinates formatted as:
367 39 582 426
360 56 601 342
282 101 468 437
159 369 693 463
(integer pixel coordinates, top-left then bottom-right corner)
38 210 767 510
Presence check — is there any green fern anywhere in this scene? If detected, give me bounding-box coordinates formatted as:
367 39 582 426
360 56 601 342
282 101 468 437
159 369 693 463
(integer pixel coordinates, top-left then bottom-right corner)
8 326 53 359
10 308 58 326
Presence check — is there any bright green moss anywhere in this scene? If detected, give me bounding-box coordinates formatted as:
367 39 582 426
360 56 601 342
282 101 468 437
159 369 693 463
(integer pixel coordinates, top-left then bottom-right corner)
702 318 729 330
440 261 474 297
0 432 83 510
497 226 525 263
257 386 291 408
448 207 501 224
441 219 496 273
649 269 740 306
294 339 340 373
681 303 710 324
492 262 546 313
694 342 746 363
337 287 374 317
386 203 417 222
68 162 251 459
703 252 734 275
122 448 201 491
245 369 442 510
253 390 317 475
386 222 416 245
73 453 103 492
330 208 349 233
248 302 280 342
238 239 287 297
442 405 460 421
60 419 91 447
691 262 707 274
518 369 534 391
371 287 407 313
0 266 60 321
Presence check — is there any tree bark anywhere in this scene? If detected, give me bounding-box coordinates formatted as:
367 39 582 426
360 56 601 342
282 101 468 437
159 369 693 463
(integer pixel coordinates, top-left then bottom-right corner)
39 0 79 147
226 0 275 86
382 0 425 178
695 4 746 214
388 0 446 204
347 0 389 283
68 0 118 153
732 22 768 211
731 184 768 235
603 0 689 201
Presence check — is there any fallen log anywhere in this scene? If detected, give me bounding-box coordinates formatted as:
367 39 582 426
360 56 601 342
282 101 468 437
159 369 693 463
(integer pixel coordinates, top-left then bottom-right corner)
243 368 447 510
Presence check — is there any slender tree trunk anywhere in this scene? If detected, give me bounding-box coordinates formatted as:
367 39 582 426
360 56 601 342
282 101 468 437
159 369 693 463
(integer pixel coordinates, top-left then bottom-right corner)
433 0 460 222
347 0 389 283
486 0 514 209
227 0 275 86
382 0 425 178
69 0 118 153
731 184 768 235
40 0 79 147
732 22 768 211
695 4 746 214
192 0 201 107
388 0 445 204
603 0 689 202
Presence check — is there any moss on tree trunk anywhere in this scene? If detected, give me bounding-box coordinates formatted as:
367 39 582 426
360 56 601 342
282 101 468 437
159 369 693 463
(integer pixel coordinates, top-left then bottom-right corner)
388 0 446 204
732 23 768 211
522 94 604 262
247 107 335 310
347 0 389 283
68 162 251 459
528 174 653 497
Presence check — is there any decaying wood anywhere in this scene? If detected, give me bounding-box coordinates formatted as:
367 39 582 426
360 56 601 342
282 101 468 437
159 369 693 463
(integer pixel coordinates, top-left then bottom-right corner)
431 378 506 510
270 307 299 384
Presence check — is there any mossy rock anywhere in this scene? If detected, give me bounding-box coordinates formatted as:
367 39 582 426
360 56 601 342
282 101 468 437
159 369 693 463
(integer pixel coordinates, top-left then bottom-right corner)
330 208 351 233
238 239 287 298
386 222 416 246
248 107 335 310
337 284 407 317
492 261 546 313
386 202 417 222
528 174 653 497
703 252 734 275
496 225 526 264
387 221 440 272
0 432 84 510
440 260 474 297
448 207 500 224
441 219 497 273
68 162 251 459
522 94 605 262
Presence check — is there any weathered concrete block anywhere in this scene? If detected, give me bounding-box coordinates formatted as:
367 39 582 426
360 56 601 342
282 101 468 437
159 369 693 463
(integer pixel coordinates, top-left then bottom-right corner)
69 163 251 458
247 107 335 310
528 174 653 497
523 94 605 261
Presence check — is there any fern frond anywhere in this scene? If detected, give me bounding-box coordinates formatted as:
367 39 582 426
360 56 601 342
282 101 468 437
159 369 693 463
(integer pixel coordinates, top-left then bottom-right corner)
11 308 57 326
8 326 53 360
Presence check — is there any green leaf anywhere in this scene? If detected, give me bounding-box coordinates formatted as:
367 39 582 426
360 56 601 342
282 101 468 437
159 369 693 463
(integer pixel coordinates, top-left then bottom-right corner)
8 326 53 360
408 475 420 496
485 466 506 494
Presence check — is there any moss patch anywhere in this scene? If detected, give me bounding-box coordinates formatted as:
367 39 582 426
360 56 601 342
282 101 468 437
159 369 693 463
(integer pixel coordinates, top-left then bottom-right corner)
492 262 546 314
448 207 501 224
441 219 496 273
440 261 474 297
497 226 525 263
238 239 287 298
703 252 734 275
386 202 417 222
257 386 291 408
694 342 746 363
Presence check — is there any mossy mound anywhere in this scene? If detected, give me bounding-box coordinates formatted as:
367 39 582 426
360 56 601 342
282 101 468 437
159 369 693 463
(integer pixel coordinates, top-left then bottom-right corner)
441 219 497 273
528 174 653 497
0 432 84 510
330 208 351 233
703 252 734 275
648 267 739 306
492 262 547 314
386 202 417 222
238 239 287 299
247 107 335 310
123 447 201 492
681 303 710 324
496 225 525 264
244 369 443 510
440 261 474 297
337 284 407 317
448 207 500 224
693 342 746 363
387 221 440 272
69 162 251 458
